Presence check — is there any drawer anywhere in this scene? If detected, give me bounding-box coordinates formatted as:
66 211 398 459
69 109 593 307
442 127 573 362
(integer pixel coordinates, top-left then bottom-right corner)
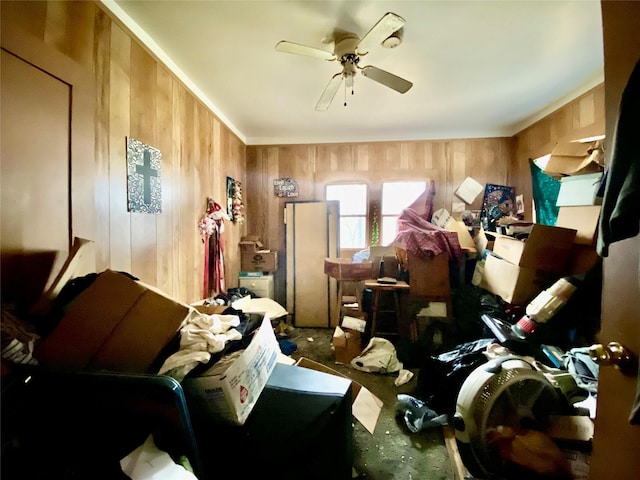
239 275 274 299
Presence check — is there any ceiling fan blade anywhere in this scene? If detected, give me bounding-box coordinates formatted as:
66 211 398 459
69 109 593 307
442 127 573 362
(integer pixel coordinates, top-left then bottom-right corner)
275 40 336 61
315 73 344 111
361 65 413 94
356 12 405 55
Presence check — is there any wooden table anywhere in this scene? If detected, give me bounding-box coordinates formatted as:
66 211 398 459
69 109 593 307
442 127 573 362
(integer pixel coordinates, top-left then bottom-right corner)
363 279 415 341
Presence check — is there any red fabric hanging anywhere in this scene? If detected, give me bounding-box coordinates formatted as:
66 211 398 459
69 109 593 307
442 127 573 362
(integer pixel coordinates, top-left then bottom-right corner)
199 197 229 298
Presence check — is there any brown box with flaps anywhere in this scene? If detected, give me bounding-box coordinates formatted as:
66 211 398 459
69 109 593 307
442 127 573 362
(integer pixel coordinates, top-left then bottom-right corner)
324 258 374 280
543 139 604 176
35 269 191 373
241 251 278 272
478 254 559 305
492 224 577 273
332 326 363 364
556 205 601 246
239 235 264 253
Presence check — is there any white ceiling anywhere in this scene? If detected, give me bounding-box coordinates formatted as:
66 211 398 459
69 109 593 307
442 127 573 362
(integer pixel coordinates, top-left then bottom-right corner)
106 0 604 146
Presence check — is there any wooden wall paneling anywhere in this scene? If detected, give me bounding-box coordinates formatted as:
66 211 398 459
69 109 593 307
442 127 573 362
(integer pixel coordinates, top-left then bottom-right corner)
185 96 201 303
431 141 450 212
171 83 187 301
155 66 175 295
43 0 95 67
355 143 369 171
107 23 132 273
42 0 69 53
383 142 402 170
198 103 215 300
1 1 47 41
63 1 96 67
451 140 467 213
129 42 158 285
511 85 605 221
94 8 111 272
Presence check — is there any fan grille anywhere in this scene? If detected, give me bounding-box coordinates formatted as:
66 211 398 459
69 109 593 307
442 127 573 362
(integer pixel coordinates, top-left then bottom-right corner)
469 367 561 477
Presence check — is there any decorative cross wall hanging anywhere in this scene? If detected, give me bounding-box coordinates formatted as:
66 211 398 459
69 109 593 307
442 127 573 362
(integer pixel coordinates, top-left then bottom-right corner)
126 137 162 213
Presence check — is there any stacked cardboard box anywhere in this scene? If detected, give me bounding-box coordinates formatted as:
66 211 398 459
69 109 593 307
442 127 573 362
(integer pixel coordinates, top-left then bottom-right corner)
239 235 278 272
476 224 577 305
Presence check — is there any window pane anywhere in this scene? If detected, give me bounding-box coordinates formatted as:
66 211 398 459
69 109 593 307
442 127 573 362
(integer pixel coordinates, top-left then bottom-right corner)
326 184 367 215
381 181 427 215
340 217 366 248
382 216 399 246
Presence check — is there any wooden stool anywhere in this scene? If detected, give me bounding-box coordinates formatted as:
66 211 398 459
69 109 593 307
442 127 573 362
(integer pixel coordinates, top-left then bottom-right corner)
363 279 414 341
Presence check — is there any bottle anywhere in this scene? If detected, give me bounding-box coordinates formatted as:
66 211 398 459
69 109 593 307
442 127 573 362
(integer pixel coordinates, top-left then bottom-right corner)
512 276 579 338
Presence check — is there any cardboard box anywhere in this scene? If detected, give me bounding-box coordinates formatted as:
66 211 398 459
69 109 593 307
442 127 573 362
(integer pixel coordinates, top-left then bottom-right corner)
241 251 278 272
478 254 558 305
556 172 603 207
492 224 577 273
35 269 191 373
182 314 279 425
475 226 497 259
324 258 374 280
543 139 604 176
332 326 362 364
556 205 601 245
566 244 600 275
406 251 450 297
239 235 264 253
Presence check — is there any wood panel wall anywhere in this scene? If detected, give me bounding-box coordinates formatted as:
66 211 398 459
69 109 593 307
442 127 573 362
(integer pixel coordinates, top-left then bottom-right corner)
1 1 606 309
511 85 605 220
1 1 247 304
246 138 514 302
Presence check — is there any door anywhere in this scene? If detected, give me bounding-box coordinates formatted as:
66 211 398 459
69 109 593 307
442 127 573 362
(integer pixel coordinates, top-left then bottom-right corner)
589 2 640 477
285 201 339 327
0 49 70 309
590 236 640 478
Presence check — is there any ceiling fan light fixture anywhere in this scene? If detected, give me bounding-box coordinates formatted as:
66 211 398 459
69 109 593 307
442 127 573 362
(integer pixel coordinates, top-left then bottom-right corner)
382 27 403 48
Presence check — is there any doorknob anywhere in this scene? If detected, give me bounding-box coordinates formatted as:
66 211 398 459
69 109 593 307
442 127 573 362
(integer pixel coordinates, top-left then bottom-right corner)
589 342 637 375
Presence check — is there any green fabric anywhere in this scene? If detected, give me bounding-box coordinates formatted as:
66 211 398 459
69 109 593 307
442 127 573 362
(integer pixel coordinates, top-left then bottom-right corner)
530 159 560 225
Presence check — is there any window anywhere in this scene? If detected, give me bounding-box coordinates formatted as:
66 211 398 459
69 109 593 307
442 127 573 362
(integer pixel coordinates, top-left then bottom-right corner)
326 184 367 249
380 181 427 246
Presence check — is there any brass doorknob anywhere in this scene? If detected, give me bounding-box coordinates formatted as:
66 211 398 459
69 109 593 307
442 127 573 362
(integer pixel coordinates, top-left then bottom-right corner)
589 342 636 375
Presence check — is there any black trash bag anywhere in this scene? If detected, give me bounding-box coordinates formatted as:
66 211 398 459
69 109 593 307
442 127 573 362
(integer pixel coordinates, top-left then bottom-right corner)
413 338 493 415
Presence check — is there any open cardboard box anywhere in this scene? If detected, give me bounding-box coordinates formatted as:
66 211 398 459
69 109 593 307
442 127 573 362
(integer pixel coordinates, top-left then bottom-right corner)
556 205 602 246
35 269 192 373
332 326 363 364
239 234 265 253
182 314 279 426
478 254 559 305
492 224 577 273
543 139 604 176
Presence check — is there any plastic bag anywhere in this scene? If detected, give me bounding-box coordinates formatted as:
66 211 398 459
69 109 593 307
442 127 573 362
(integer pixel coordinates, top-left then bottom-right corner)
350 337 403 374
395 394 448 432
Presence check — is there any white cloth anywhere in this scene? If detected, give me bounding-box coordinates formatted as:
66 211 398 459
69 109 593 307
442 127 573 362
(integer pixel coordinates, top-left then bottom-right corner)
158 309 242 381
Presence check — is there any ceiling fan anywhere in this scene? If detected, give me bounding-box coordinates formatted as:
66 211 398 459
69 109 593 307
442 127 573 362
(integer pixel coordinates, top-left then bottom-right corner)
275 12 413 111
